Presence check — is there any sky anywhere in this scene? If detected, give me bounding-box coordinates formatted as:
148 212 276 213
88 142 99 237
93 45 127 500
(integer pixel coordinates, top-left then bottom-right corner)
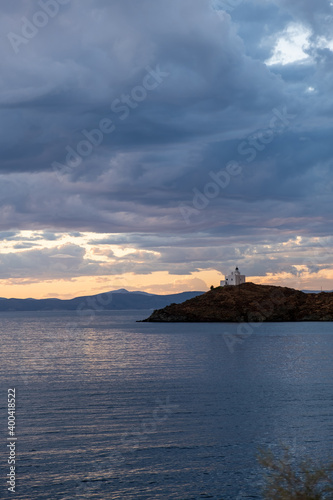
1 0 333 299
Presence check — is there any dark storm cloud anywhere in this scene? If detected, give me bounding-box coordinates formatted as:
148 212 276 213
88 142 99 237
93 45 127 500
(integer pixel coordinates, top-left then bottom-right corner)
271 0 333 37
0 0 284 174
0 0 332 273
217 1 291 61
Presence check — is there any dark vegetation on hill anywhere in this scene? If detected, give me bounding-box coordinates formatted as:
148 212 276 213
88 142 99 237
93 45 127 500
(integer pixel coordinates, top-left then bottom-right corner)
142 283 333 322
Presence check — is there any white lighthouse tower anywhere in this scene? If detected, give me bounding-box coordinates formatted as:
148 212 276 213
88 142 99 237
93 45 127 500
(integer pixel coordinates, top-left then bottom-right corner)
220 267 246 287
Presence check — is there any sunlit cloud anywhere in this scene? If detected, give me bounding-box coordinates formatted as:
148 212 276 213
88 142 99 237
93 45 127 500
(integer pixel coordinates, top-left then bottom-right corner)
266 23 311 66
0 231 332 298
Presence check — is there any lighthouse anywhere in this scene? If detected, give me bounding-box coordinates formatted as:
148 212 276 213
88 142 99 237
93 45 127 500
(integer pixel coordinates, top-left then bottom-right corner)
220 267 246 287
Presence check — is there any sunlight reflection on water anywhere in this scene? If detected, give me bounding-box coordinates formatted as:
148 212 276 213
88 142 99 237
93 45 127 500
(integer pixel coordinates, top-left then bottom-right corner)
1 311 333 499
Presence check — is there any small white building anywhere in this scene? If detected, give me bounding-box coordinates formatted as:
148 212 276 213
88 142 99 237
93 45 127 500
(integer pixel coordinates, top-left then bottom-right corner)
220 267 246 287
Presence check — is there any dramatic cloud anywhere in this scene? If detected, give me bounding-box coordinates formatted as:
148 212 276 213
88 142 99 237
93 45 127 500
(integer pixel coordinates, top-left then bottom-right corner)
0 0 333 294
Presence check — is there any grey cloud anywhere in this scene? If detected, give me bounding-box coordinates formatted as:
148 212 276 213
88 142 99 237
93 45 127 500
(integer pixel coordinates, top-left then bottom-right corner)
13 242 38 250
0 0 332 283
0 231 18 241
0 0 286 176
1 231 333 282
0 244 96 280
271 0 333 38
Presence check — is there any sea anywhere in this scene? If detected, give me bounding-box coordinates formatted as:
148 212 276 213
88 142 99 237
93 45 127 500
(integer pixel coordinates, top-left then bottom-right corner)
1 310 333 499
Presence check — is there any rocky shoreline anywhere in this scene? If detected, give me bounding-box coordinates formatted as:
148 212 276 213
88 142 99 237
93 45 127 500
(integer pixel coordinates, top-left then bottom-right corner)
141 283 333 322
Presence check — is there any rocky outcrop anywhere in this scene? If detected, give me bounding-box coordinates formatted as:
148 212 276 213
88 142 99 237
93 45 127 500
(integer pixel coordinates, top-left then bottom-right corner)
142 283 333 322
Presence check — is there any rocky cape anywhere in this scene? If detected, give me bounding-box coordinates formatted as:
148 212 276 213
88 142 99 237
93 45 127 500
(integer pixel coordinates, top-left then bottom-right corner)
142 283 333 322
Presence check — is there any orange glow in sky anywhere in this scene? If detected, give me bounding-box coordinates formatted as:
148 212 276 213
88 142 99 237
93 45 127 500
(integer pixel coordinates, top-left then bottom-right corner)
0 232 332 299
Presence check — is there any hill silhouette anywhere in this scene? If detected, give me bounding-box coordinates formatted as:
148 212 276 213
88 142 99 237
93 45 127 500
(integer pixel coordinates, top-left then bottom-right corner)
142 283 333 322
0 289 204 312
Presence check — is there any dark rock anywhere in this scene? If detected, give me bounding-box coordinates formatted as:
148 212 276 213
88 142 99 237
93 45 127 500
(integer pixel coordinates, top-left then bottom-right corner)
142 283 333 322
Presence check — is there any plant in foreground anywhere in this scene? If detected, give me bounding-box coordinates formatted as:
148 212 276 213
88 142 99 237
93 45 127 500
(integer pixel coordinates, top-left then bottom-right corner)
258 447 333 499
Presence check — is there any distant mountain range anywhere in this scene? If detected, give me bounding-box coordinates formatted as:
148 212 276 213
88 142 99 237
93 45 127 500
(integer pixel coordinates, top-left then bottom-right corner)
0 289 205 312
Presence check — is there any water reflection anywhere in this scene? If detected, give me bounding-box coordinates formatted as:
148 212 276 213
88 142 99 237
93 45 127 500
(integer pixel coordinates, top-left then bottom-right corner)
0 312 332 499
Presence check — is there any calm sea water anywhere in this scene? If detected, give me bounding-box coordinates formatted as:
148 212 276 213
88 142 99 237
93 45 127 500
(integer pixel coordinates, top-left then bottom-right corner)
1 311 333 499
